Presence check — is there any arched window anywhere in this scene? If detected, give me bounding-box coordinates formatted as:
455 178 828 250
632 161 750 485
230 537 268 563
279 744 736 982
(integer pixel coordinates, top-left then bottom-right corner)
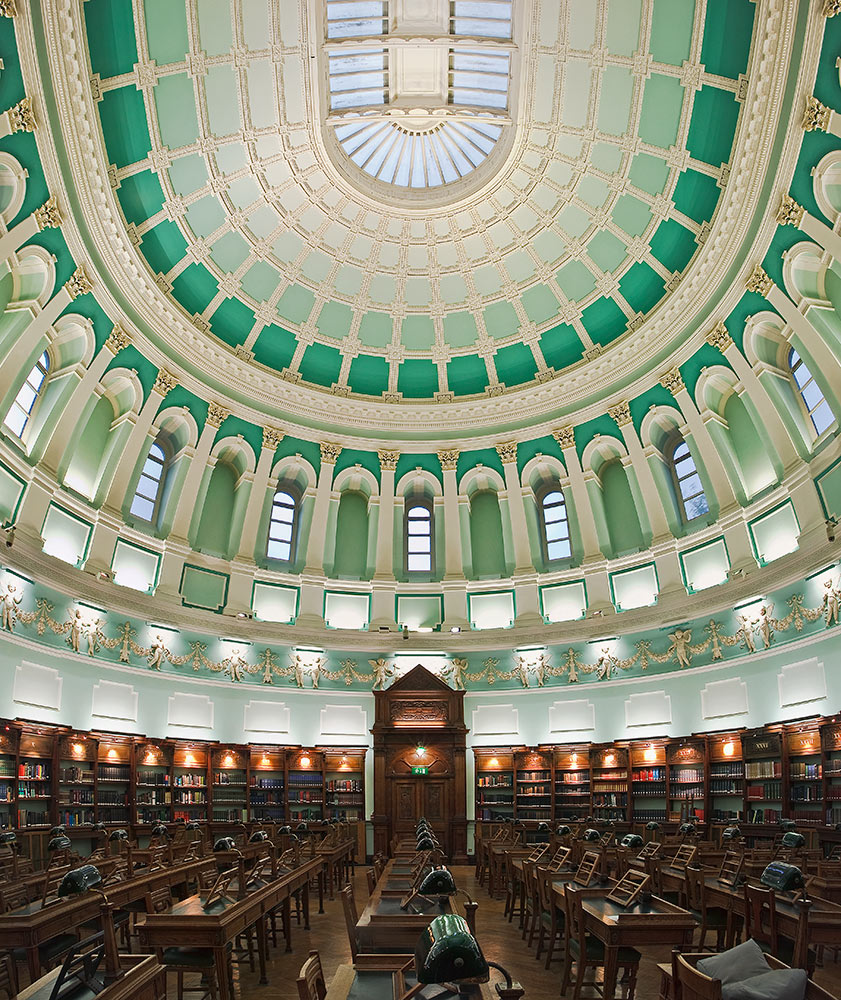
540 489 571 561
4 350 49 438
405 501 433 573
670 440 709 521
129 442 167 522
789 347 834 435
267 489 297 562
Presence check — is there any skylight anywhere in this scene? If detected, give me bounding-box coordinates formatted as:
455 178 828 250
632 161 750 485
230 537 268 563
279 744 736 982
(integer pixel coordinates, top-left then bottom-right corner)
323 0 515 193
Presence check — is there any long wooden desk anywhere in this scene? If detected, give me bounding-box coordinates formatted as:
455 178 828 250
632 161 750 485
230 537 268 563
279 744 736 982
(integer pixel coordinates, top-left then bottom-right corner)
326 962 501 1000
18 954 166 1000
137 857 321 1000
356 876 465 953
487 844 531 899
317 839 356 901
0 857 215 981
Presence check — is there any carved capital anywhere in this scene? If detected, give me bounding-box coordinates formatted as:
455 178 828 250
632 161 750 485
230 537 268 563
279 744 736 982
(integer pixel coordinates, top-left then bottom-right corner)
825 0 841 14
105 323 131 354
607 401 632 426
320 441 342 465
34 196 61 231
745 264 773 297
659 367 685 395
803 95 831 132
0 1 17 16
377 450 400 471
437 449 460 471
206 401 229 428
65 265 92 300
495 441 518 464
152 369 178 396
552 426 575 450
262 426 284 451
705 321 733 353
776 193 805 228
7 97 35 133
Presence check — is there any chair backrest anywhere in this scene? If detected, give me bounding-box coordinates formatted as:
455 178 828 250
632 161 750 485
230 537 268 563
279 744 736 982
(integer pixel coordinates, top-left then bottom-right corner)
340 884 358 961
535 866 552 915
563 884 589 958
144 886 173 914
684 865 702 911
673 952 723 1000
744 883 778 953
296 949 327 1000
522 861 538 909
365 868 377 895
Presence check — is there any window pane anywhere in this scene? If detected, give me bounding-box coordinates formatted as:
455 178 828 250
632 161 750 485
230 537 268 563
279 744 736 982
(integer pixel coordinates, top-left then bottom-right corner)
407 520 431 535
407 536 431 553
679 473 703 500
15 382 37 414
672 441 689 461
407 505 430 519
407 553 431 572
270 520 293 542
684 494 710 519
547 539 571 560
543 507 566 525
141 456 163 480
4 405 26 437
801 379 824 411
135 474 160 500
130 496 155 521
812 399 834 435
267 539 291 561
542 491 563 506
791 360 810 389
545 520 568 542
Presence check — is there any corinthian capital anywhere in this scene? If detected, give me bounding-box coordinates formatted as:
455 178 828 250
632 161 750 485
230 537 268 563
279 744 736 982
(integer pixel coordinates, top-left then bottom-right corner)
7 97 35 133
607 401 632 426
705 321 733 353
659 368 685 395
152 369 178 396
803 96 831 132
437 449 459 471
776 193 805 228
34 196 61 231
262 426 284 451
0 1 17 16
495 441 518 464
552 426 575 450
377 450 400 471
105 323 131 354
825 0 841 14
745 264 773 297
320 441 342 465
206 401 229 428
65 265 93 300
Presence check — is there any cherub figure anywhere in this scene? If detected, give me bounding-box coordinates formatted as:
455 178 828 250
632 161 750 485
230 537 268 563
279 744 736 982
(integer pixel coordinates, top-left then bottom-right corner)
736 615 756 653
369 658 394 690
447 657 468 691
227 649 248 683
823 579 841 627
669 629 692 669
311 657 326 689
533 652 547 687
85 619 101 657
68 610 83 653
0 583 21 632
564 648 579 683
596 648 613 681
706 619 724 661
148 635 166 670
752 605 774 649
292 653 307 688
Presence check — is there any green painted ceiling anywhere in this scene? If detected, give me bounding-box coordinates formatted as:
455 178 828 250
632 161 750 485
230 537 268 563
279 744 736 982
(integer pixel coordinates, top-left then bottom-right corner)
83 0 755 400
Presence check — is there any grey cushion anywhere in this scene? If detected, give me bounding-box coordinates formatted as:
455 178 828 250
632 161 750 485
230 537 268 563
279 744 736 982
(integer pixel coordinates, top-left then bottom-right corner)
697 939 770 986
722 969 807 1000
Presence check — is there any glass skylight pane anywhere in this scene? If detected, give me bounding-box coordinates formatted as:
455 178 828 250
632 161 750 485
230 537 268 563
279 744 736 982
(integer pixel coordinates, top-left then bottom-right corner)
452 18 511 38
452 88 507 109
452 51 509 73
130 496 155 521
812 399 834 434
331 89 386 109
326 0 386 39
451 71 508 92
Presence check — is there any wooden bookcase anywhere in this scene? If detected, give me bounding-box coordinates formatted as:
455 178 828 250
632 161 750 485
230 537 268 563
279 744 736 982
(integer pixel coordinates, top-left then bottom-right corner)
590 746 629 823
325 750 366 823
474 750 515 824
248 748 285 823
171 745 209 824
786 724 822 828
667 740 706 825
823 721 841 827
630 742 666 825
134 742 172 826
743 728 783 836
708 734 744 826
211 747 248 824
57 734 96 828
514 749 553 825
287 749 324 823
554 748 590 820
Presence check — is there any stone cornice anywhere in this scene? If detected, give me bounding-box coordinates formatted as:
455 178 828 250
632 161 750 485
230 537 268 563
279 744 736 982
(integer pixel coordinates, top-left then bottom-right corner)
18 0 816 448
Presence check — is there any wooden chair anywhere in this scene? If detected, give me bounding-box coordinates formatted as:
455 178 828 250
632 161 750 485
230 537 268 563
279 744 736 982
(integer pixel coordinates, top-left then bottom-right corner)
521 862 540 947
502 851 522 925
560 883 640 1000
144 887 220 1000
296 949 327 1000
340 884 359 961
683 866 729 951
365 868 377 895
743 883 814 974
0 953 16 999
534 865 564 969
670 950 835 1000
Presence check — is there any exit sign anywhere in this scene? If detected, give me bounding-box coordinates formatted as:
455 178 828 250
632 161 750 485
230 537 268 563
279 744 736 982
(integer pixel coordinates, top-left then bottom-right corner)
411 766 428 775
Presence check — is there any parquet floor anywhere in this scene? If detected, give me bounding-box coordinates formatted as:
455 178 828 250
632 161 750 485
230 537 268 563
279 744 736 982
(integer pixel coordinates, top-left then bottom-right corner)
196 865 841 999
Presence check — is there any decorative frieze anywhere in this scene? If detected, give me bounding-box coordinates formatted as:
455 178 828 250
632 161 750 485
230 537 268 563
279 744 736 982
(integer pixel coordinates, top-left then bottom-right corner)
659 368 685 395
495 441 518 464
319 441 342 465
262 426 284 451
152 369 178 396
34 196 61 231
803 96 831 133
65 265 92 299
745 264 773 297
206 401 229 428
776 193 805 228
377 450 400 471
607 401 632 426
105 324 131 354
7 97 35 133
705 321 733 353
553 426 575 450
437 449 460 471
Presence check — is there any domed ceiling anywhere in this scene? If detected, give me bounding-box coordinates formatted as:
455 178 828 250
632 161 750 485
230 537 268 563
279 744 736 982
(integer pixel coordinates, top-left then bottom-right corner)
81 0 755 411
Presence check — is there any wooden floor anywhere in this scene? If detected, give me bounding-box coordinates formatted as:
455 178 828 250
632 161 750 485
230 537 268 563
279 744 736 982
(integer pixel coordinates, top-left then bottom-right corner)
198 865 841 999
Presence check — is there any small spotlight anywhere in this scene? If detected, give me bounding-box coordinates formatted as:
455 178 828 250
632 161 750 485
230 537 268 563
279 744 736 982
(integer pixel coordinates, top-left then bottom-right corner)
450 626 461 633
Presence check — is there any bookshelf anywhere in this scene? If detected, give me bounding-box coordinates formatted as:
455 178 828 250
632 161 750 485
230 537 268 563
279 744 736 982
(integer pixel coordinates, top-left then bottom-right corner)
708 735 744 826
667 741 706 825
787 726 823 828
57 735 96 829
743 730 783 833
0 727 17 830
172 746 208 823
96 738 132 827
590 747 629 823
824 722 841 827
249 749 285 824
211 748 247 824
514 750 552 826
630 743 666 824
325 751 365 822
474 750 514 823
135 742 172 826
18 731 54 830
288 750 323 823
554 749 590 820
